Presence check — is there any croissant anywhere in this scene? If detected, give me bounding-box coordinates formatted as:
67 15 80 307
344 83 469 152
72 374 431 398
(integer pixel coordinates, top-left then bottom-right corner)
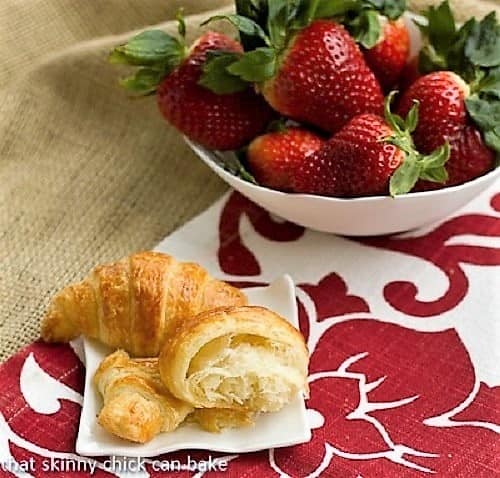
193 408 255 433
159 306 309 413
41 251 247 356
93 350 193 443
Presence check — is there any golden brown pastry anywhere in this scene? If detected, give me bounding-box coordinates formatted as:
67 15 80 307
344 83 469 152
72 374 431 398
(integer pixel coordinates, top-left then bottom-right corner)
159 306 309 413
93 350 193 443
41 251 247 356
193 409 255 433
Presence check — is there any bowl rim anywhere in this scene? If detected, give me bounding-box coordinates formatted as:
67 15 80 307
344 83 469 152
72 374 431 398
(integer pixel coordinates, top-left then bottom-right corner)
186 138 500 203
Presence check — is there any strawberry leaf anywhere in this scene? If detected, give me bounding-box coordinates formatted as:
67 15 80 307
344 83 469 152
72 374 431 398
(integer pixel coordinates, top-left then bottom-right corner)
314 0 405 21
465 12 500 68
227 47 277 82
109 29 187 93
446 18 476 74
199 52 249 94
389 155 421 196
235 0 269 50
266 0 288 49
484 127 500 153
288 0 311 26
479 66 500 98
373 0 406 20
419 165 448 183
466 95 500 153
202 14 270 46
119 68 165 95
389 143 450 196
418 143 450 182
110 30 185 69
405 101 419 133
418 1 470 74
466 96 500 129
419 2 500 75
350 9 381 49
421 142 450 169
424 0 456 56
213 151 257 184
313 0 359 19
419 45 448 74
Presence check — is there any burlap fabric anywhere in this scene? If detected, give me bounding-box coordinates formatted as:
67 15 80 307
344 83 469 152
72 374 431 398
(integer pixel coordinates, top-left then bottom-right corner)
0 0 498 363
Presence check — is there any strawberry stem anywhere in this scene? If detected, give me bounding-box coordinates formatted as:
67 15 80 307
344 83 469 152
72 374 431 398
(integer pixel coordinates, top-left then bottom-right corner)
304 0 321 26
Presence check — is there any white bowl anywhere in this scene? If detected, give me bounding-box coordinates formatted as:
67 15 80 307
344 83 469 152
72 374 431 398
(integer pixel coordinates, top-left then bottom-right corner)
186 13 500 236
187 140 499 236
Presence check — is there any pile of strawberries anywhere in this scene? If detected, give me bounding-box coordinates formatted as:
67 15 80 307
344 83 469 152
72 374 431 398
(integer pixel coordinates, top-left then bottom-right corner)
111 0 499 197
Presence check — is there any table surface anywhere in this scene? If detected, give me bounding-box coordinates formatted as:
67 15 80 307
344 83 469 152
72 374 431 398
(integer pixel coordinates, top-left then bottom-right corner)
1 188 498 477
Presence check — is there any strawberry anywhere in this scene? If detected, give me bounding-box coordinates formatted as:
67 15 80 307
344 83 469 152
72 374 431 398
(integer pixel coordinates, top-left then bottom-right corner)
156 32 274 150
259 20 384 133
397 71 470 152
109 23 273 150
200 5 384 133
417 125 496 190
363 18 410 91
246 127 324 191
293 93 451 197
399 1 499 186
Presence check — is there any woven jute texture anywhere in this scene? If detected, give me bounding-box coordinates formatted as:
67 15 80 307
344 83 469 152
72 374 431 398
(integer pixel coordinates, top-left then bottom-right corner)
0 0 498 363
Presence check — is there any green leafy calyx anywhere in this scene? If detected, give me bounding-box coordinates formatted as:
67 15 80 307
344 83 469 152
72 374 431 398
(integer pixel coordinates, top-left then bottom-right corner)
383 92 450 196
213 150 257 184
109 14 188 95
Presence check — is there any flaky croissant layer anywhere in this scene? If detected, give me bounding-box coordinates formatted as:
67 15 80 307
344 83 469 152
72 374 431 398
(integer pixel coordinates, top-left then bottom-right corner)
41 251 247 356
94 350 193 443
159 306 309 413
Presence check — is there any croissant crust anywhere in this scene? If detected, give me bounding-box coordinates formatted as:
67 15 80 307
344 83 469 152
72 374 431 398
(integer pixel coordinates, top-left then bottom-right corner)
41 251 247 356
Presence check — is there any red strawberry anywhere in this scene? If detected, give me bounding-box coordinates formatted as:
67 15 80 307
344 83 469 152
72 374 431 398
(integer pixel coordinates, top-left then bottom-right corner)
444 126 496 186
261 20 384 133
156 32 274 150
363 18 410 91
398 71 495 187
294 94 451 197
398 71 470 152
110 28 273 150
417 125 496 190
247 127 324 191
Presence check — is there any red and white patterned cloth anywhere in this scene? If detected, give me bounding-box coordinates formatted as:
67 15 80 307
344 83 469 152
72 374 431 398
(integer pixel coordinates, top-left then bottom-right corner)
1 183 499 477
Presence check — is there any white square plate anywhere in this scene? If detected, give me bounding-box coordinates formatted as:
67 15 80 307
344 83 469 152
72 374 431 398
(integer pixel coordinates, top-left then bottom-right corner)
75 275 311 457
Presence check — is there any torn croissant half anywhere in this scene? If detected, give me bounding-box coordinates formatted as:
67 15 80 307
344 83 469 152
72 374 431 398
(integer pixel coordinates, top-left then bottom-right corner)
159 306 309 413
93 350 193 443
41 251 247 356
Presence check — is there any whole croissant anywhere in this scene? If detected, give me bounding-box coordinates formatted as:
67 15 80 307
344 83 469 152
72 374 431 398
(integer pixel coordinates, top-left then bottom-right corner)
41 251 247 356
94 350 193 443
159 306 309 413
